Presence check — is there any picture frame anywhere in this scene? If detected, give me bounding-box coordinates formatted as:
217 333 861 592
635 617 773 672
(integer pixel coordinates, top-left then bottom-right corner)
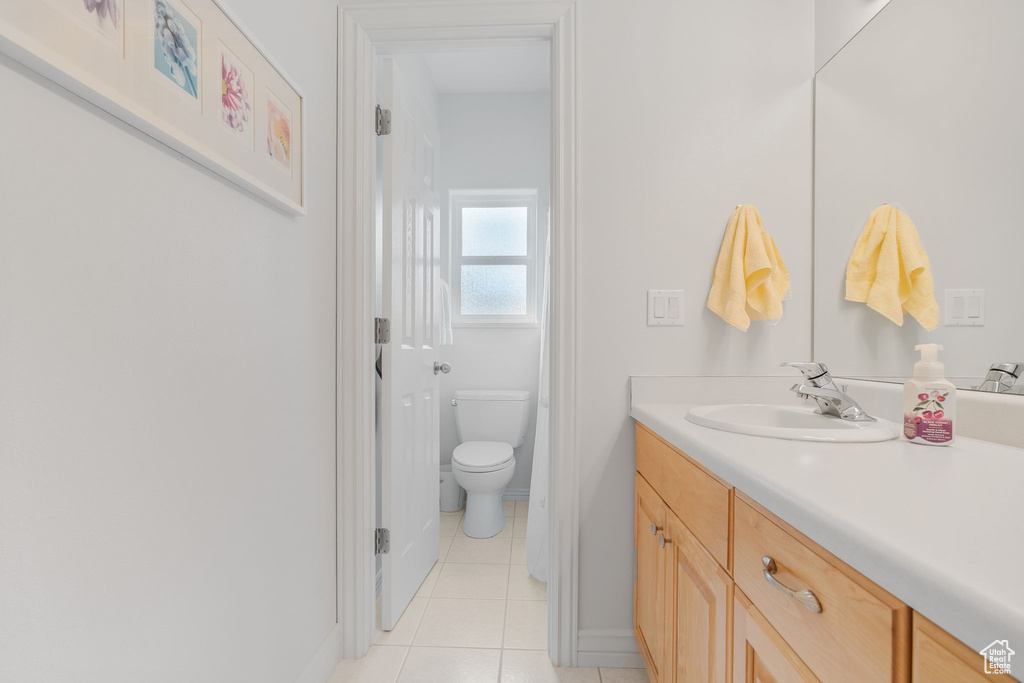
0 0 306 215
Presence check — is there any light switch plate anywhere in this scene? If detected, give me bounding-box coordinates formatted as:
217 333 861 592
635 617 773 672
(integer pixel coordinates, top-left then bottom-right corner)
945 289 984 326
648 290 685 326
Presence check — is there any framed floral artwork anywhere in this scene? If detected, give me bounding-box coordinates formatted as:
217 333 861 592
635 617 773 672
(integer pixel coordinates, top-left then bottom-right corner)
152 0 201 106
266 88 292 174
0 0 305 214
219 42 253 149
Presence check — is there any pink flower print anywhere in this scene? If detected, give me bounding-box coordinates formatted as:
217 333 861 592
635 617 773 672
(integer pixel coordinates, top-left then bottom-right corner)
917 393 929 401
267 98 291 168
84 0 119 28
221 55 251 133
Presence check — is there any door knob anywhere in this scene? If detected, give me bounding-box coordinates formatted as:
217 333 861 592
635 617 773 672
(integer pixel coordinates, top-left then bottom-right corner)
434 361 451 375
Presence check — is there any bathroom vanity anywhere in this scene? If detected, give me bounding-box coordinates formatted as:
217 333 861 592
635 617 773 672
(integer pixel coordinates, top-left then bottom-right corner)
631 404 1021 683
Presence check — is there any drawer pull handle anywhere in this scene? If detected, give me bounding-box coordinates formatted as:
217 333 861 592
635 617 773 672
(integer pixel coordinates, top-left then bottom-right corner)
761 556 822 614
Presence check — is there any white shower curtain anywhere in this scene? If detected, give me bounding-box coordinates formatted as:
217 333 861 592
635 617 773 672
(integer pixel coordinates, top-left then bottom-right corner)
525 228 550 582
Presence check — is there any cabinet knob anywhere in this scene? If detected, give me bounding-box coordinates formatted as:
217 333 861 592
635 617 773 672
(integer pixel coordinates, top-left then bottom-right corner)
658 533 668 549
650 523 662 536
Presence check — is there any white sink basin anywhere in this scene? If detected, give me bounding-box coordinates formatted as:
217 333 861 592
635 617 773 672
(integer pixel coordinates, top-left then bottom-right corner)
685 404 899 443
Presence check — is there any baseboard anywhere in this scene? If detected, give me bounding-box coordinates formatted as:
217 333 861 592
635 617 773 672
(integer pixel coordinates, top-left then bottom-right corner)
293 624 342 683
576 629 644 669
577 652 645 669
502 489 530 502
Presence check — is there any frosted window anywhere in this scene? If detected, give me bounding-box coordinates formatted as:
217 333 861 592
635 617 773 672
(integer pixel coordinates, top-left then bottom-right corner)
461 207 528 256
461 265 528 315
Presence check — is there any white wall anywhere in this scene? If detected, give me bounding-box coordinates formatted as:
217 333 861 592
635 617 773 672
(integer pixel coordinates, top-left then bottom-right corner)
0 0 857 672
0 1 338 680
575 0 813 647
814 0 1024 381
814 0 890 71
437 92 551 495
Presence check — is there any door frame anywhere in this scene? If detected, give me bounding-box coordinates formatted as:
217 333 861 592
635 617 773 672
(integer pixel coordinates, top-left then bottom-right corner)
336 0 580 666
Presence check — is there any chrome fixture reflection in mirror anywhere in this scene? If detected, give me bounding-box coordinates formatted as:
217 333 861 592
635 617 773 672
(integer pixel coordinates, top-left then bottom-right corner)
978 364 1024 395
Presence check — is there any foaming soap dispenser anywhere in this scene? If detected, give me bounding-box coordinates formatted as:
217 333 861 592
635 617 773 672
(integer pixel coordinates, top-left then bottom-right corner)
903 343 956 446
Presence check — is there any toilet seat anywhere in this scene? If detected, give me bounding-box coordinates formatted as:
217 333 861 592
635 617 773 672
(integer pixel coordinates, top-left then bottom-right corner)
452 441 514 473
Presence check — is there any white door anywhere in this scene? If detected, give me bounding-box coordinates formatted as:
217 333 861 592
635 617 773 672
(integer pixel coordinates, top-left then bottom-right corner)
379 58 442 631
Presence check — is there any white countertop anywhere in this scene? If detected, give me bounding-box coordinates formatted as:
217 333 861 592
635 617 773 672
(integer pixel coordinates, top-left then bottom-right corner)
631 402 1024 653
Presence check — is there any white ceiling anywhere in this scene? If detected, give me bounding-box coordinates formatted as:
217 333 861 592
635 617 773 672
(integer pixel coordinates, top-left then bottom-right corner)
424 46 550 94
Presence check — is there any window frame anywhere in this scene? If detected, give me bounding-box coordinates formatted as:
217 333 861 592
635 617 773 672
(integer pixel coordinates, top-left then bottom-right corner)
449 189 540 327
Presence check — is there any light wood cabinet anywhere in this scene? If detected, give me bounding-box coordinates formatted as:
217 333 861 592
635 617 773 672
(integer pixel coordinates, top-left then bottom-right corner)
733 495 909 682
637 423 731 569
635 472 669 682
733 590 818 683
634 421 1003 683
912 613 1014 682
666 510 732 683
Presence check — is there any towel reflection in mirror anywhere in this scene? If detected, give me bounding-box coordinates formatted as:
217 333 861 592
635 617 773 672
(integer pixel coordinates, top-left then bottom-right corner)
844 204 939 331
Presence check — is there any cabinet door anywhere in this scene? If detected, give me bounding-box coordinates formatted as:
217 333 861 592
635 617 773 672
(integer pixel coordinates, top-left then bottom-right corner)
733 590 818 683
636 473 668 682
667 511 732 683
913 613 1014 682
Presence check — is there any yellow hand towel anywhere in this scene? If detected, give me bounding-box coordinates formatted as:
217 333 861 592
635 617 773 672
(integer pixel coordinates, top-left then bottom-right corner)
707 205 790 331
845 205 939 330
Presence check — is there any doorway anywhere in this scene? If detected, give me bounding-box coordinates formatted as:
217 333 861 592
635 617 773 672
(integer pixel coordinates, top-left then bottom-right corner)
337 1 579 667
374 44 553 666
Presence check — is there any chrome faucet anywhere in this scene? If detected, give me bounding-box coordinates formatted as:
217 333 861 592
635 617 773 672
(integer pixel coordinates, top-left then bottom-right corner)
781 362 876 422
978 363 1024 394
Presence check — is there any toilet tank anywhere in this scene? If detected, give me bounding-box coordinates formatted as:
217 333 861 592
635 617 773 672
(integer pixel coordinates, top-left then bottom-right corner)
453 390 531 447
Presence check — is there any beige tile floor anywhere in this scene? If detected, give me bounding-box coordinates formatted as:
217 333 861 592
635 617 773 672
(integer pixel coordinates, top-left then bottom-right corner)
329 501 648 683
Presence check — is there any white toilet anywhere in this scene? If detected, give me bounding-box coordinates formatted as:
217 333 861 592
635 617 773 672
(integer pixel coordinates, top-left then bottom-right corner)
451 389 530 538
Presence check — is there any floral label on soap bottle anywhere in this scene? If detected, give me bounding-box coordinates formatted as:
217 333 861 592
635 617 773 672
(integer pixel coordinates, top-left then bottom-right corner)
904 391 953 443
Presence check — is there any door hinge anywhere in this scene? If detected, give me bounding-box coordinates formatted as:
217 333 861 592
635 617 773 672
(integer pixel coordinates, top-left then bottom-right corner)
375 528 390 555
374 317 391 344
375 105 391 136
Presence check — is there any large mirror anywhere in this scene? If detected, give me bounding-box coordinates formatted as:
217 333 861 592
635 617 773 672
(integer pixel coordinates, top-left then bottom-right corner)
814 0 1024 393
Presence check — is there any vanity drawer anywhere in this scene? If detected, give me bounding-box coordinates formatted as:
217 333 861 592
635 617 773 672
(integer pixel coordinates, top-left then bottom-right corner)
635 423 731 570
733 495 910 682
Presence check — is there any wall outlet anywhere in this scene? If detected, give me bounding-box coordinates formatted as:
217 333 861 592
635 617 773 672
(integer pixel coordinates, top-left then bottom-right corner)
945 289 984 327
648 290 685 326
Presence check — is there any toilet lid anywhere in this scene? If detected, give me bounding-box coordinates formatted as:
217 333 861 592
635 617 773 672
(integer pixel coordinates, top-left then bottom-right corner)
453 441 514 472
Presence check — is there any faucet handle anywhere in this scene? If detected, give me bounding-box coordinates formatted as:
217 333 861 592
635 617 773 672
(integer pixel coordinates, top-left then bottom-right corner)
781 362 831 384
